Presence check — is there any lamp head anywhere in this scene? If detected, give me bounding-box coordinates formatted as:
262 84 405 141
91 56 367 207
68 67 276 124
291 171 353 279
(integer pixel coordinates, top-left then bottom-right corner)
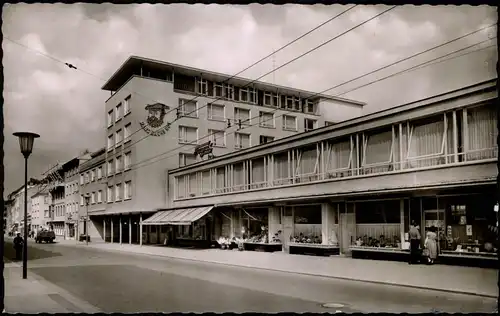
84 194 91 205
13 132 40 158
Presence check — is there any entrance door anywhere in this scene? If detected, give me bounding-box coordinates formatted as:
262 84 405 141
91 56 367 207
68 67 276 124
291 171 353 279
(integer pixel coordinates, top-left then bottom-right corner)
340 213 356 254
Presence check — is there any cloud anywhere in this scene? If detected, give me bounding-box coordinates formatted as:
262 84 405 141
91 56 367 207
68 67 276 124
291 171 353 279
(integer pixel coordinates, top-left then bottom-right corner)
2 4 497 195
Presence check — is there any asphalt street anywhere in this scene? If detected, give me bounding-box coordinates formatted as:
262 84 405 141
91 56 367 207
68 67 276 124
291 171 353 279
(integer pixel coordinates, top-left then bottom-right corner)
4 239 498 313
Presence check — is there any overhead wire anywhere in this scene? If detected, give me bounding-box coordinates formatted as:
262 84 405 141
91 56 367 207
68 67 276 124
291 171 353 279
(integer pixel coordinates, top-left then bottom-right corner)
122 32 496 173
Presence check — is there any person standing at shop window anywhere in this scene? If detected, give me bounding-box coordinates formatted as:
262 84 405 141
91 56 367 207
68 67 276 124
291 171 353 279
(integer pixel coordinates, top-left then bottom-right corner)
408 221 421 264
424 226 438 265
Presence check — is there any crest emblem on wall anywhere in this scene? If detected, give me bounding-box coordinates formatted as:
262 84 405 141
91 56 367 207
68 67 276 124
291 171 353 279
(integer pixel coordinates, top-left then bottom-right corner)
139 102 172 136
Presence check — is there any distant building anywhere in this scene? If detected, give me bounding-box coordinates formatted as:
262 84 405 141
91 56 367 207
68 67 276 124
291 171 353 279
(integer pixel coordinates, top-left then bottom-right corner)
30 191 51 232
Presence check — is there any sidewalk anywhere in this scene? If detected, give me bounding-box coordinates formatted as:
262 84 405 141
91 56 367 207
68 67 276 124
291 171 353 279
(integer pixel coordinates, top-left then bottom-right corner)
4 261 101 313
58 240 498 298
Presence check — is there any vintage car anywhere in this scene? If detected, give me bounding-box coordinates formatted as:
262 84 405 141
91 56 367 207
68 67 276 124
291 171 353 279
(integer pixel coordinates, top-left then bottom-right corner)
35 230 56 243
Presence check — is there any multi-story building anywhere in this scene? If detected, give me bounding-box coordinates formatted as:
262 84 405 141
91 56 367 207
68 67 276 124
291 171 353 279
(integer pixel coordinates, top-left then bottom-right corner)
62 156 90 239
7 181 38 235
87 55 364 243
4 199 13 233
78 147 107 240
30 191 51 232
46 164 66 237
155 79 497 259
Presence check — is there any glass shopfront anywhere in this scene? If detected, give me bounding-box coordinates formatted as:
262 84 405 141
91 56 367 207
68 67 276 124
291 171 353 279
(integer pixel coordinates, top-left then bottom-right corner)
290 204 322 244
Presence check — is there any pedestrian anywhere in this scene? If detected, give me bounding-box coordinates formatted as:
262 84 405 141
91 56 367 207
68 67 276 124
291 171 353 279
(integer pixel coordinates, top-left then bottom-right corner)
408 221 421 264
13 233 24 261
424 226 438 265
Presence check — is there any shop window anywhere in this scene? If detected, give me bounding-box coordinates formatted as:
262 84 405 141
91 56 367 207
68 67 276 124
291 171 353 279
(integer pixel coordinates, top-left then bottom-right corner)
291 205 322 243
355 200 401 248
241 208 268 241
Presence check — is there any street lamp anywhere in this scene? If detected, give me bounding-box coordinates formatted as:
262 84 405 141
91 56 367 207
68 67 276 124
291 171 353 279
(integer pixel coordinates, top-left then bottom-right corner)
13 132 40 280
84 194 90 246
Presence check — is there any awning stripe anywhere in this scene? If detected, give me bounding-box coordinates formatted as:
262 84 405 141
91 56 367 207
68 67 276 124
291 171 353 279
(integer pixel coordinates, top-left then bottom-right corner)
142 206 214 225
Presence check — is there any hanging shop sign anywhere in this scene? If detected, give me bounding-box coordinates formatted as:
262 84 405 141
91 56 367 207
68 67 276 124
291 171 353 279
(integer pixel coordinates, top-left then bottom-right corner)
139 103 171 136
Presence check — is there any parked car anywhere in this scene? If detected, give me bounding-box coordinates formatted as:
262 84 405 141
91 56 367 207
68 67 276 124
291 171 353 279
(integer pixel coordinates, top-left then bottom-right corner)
35 230 56 243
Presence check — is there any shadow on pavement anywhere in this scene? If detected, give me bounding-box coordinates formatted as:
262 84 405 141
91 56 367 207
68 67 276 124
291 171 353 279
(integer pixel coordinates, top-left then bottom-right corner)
3 241 63 262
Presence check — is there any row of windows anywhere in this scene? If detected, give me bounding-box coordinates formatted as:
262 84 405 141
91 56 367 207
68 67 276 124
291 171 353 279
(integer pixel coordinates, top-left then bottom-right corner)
106 181 132 203
178 100 318 131
65 182 79 196
80 166 104 185
192 78 318 114
107 152 131 176
80 191 103 205
108 123 132 151
64 166 79 179
108 95 131 127
54 204 65 218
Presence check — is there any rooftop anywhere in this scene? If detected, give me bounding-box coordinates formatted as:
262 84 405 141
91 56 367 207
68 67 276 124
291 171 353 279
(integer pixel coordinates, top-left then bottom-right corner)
102 55 365 107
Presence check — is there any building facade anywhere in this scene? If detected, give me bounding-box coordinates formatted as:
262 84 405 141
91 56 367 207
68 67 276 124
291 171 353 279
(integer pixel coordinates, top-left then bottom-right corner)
86 56 364 242
30 191 51 232
154 79 498 260
7 182 38 235
78 148 107 240
62 157 89 239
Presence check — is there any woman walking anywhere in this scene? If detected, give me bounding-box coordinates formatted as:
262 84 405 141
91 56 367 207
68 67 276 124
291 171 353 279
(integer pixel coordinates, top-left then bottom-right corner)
424 226 438 264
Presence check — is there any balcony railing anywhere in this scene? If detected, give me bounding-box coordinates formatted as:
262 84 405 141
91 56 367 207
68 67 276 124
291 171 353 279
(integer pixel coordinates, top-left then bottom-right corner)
175 147 497 200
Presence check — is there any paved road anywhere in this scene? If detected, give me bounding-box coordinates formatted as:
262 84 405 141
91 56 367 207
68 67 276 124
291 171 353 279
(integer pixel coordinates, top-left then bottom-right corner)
4 240 497 313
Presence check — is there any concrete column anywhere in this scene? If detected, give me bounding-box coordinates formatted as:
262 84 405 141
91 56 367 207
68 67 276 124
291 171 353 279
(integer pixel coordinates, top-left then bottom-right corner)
129 217 132 245
230 211 234 239
111 218 114 243
139 213 143 246
321 203 337 245
400 199 405 249
119 216 123 244
268 207 281 241
103 219 106 243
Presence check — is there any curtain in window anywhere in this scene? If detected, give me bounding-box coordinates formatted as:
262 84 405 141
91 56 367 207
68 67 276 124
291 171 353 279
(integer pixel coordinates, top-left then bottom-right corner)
236 133 250 148
283 116 296 130
233 163 244 190
251 158 265 184
328 140 350 171
202 171 211 195
210 104 225 120
467 104 497 160
188 173 197 195
215 168 226 192
364 130 392 165
298 148 316 175
274 153 289 180
235 108 250 124
407 116 444 168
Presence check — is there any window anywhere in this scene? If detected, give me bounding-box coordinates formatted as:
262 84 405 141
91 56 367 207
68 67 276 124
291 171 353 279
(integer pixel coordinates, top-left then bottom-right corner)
116 155 122 173
107 186 113 202
124 123 131 143
235 133 250 149
107 134 114 150
115 129 122 146
97 190 102 203
259 111 274 128
91 192 96 204
304 100 315 114
224 84 234 100
178 126 198 144
124 152 131 170
85 172 90 184
207 103 225 121
107 110 113 127
260 135 275 144
196 78 208 95
107 159 114 175
178 99 198 118
214 83 224 98
115 184 122 202
124 95 131 114
80 195 84 206
304 118 317 131
234 107 250 125
90 170 95 182
97 167 103 179
179 153 197 167
214 83 234 99
264 92 279 107
115 103 122 122
240 87 257 104
283 115 297 131
80 174 84 185
209 129 225 147
124 181 132 199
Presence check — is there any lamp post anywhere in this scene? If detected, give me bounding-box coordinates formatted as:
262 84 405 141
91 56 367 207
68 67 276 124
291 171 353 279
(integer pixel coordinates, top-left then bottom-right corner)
84 194 90 246
13 132 40 280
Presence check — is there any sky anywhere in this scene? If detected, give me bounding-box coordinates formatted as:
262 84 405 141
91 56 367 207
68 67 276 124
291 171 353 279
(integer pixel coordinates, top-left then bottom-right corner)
2 4 497 195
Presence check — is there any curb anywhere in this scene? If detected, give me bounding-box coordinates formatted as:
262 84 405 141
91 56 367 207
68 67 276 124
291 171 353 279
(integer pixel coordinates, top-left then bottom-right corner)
56 242 498 299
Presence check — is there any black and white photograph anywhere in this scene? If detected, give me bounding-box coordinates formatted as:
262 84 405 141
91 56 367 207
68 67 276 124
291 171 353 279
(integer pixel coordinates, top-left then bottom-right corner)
1 2 498 314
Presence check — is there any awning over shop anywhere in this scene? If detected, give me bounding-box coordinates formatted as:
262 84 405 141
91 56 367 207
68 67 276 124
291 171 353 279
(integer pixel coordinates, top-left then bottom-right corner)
141 206 214 226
